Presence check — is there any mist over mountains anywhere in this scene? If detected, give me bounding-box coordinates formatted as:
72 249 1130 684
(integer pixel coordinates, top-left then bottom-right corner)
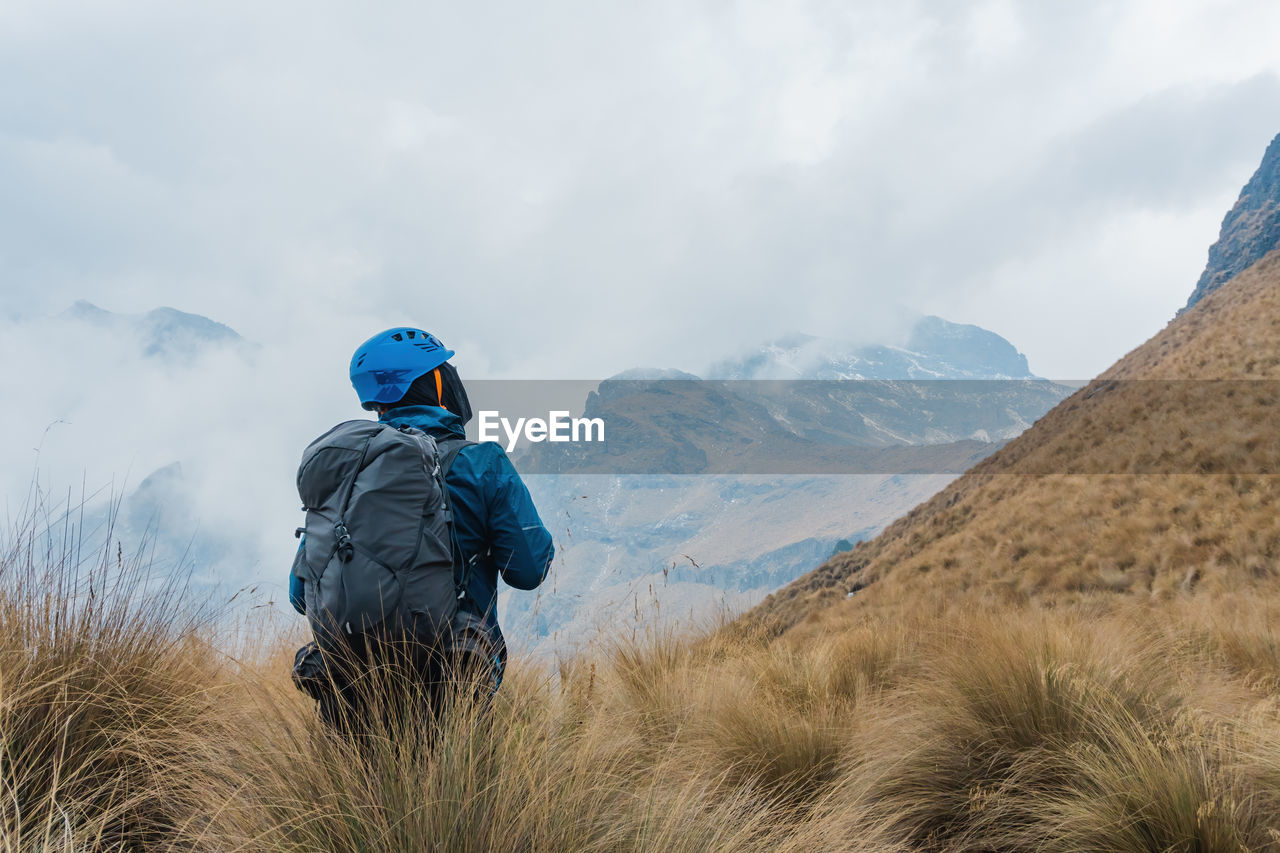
8 303 265 596
62 301 247 361
517 316 1058 479
706 316 1034 381
505 320 1066 655
1 300 307 610
6 298 1060 650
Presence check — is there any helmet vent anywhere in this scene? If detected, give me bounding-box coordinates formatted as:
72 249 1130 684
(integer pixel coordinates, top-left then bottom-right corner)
391 332 404 342
356 354 366 366
406 330 417 339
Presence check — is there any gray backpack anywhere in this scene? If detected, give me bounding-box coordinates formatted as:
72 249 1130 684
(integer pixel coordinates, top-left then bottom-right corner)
293 420 468 650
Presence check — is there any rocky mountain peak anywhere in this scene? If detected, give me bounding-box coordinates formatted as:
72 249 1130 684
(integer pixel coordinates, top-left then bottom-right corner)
1184 131 1280 311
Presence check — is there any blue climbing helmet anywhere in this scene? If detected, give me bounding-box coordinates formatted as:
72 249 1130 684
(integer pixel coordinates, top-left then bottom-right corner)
349 327 455 411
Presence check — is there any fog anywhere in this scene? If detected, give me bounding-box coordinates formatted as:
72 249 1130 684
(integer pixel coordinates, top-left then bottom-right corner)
4 0 1280 606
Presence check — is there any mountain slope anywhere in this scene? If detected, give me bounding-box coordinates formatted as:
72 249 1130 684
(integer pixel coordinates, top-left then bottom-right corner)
1185 131 1280 310
754 250 1280 636
518 376 1066 475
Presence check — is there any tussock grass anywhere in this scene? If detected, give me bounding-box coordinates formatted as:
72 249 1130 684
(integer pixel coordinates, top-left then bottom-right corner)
0 511 228 851
9 524 1280 852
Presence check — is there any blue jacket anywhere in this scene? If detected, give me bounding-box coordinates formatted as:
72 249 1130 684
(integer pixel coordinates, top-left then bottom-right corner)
290 405 553 654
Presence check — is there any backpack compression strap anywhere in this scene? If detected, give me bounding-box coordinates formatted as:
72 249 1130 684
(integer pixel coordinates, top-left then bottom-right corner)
333 430 377 563
435 438 476 603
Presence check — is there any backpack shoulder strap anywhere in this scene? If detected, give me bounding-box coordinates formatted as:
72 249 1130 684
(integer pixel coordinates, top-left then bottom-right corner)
433 437 477 603
437 437 474 481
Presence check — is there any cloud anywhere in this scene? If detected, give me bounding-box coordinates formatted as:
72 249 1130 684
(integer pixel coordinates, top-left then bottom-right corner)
0 1 1278 430
0 312 315 593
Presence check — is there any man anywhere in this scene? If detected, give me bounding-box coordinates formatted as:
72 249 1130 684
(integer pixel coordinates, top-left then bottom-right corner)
289 327 553 737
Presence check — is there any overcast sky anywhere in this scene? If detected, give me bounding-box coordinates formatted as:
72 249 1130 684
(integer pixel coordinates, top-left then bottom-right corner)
4 1 1280 381
4 0 1280 599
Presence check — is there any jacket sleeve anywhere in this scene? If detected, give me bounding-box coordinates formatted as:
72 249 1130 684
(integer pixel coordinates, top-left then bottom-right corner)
289 539 306 615
478 444 554 591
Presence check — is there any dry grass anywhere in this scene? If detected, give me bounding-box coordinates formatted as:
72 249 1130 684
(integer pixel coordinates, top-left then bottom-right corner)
9 516 1280 852
0 511 230 851
751 251 1280 637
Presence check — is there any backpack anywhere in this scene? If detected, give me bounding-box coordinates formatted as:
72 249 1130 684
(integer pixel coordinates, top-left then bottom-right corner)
293 420 471 650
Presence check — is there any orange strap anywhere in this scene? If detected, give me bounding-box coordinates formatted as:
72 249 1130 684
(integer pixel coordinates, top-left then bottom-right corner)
434 368 446 410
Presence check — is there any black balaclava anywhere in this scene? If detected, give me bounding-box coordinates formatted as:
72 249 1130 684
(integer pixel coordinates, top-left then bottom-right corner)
385 361 473 425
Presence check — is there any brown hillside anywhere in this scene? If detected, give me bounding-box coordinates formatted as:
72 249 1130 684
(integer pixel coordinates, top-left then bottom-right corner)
752 251 1280 638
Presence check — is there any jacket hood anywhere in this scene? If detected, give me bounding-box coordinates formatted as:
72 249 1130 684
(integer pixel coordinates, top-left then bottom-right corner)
383 362 473 423
378 405 467 439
